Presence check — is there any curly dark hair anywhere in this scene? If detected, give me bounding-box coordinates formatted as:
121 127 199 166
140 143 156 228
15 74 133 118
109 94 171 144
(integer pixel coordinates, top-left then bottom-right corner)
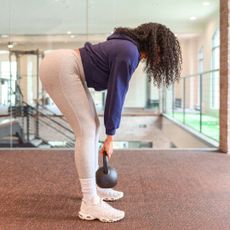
114 22 182 88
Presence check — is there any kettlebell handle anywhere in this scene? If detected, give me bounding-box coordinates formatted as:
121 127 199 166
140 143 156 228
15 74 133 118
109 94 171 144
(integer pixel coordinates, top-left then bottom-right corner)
103 151 109 174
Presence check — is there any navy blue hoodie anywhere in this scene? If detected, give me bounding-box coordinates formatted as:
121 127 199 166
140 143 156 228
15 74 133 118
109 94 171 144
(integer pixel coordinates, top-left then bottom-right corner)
79 33 141 135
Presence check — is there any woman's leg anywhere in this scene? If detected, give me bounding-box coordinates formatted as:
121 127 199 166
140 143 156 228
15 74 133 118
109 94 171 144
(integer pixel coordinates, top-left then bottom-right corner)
81 87 100 171
39 49 124 222
40 50 96 179
82 76 124 202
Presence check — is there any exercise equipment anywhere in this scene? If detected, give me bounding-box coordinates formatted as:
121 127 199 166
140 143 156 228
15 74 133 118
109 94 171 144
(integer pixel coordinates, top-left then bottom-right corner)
96 151 118 188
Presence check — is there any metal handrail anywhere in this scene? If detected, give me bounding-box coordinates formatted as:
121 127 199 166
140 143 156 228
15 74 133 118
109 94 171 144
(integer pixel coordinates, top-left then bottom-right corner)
182 69 219 79
38 103 68 121
38 118 75 142
21 101 75 144
23 102 73 134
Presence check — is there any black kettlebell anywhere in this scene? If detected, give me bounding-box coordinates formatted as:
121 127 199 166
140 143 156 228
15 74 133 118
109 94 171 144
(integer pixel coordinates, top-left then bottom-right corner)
96 151 118 188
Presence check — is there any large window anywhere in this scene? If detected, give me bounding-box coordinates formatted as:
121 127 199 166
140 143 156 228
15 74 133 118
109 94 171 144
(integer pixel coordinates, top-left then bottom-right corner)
198 47 204 73
211 28 220 109
197 47 204 110
0 60 16 105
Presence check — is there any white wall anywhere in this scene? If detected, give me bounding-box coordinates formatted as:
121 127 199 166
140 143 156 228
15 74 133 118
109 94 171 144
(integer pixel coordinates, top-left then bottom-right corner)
177 37 199 109
125 62 147 108
174 10 219 112
161 116 216 148
179 37 199 77
178 10 219 76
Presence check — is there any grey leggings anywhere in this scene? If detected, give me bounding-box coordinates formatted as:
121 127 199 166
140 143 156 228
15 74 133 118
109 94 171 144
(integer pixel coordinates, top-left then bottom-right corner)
39 49 100 179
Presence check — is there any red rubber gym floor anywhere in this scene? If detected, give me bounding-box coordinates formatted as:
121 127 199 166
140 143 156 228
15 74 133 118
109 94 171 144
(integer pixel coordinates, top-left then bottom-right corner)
0 149 230 229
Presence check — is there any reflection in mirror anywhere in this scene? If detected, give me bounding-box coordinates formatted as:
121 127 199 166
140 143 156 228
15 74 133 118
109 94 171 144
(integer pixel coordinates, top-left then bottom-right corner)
0 0 219 148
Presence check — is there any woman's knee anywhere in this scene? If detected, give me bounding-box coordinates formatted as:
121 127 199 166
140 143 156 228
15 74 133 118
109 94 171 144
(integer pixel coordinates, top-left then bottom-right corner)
75 119 98 137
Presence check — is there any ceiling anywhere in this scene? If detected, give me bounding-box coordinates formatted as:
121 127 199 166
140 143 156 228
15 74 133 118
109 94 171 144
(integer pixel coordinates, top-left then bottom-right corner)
0 0 219 45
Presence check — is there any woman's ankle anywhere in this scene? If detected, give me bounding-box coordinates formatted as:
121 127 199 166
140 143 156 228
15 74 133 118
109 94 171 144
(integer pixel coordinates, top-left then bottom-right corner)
82 194 100 205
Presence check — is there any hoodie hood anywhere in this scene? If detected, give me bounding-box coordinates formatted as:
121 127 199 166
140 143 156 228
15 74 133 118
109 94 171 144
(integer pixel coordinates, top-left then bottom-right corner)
107 33 140 53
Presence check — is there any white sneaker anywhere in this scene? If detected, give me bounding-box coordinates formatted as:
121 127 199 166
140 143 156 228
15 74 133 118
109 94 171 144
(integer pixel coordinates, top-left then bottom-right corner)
97 187 124 201
78 196 125 223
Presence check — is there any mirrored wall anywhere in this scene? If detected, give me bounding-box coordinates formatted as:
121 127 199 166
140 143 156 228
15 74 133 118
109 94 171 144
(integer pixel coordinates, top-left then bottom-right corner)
0 0 219 148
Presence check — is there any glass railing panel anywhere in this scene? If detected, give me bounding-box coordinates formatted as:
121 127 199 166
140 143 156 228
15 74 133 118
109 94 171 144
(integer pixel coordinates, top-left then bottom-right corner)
173 78 184 123
183 76 201 132
201 70 220 141
164 84 173 117
164 70 220 144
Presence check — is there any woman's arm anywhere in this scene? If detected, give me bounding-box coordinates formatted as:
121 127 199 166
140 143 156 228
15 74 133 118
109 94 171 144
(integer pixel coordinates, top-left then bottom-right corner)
99 135 114 159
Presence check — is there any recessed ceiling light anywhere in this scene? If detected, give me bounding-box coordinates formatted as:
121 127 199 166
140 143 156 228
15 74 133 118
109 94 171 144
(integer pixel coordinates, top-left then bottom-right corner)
202 1 210 6
189 16 197 21
67 31 72 35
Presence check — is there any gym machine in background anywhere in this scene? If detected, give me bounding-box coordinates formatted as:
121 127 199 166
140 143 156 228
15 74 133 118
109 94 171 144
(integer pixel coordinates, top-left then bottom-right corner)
8 49 44 140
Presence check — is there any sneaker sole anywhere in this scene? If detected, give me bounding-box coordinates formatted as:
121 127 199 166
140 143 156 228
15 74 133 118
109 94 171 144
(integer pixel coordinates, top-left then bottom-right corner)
101 192 124 202
78 211 125 223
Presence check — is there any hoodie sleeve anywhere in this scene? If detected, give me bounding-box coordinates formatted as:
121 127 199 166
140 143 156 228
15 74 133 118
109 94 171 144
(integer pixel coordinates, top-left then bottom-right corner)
104 58 134 135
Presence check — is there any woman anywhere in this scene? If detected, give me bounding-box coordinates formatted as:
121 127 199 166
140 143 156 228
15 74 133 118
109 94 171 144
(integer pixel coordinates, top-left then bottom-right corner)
39 22 182 223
